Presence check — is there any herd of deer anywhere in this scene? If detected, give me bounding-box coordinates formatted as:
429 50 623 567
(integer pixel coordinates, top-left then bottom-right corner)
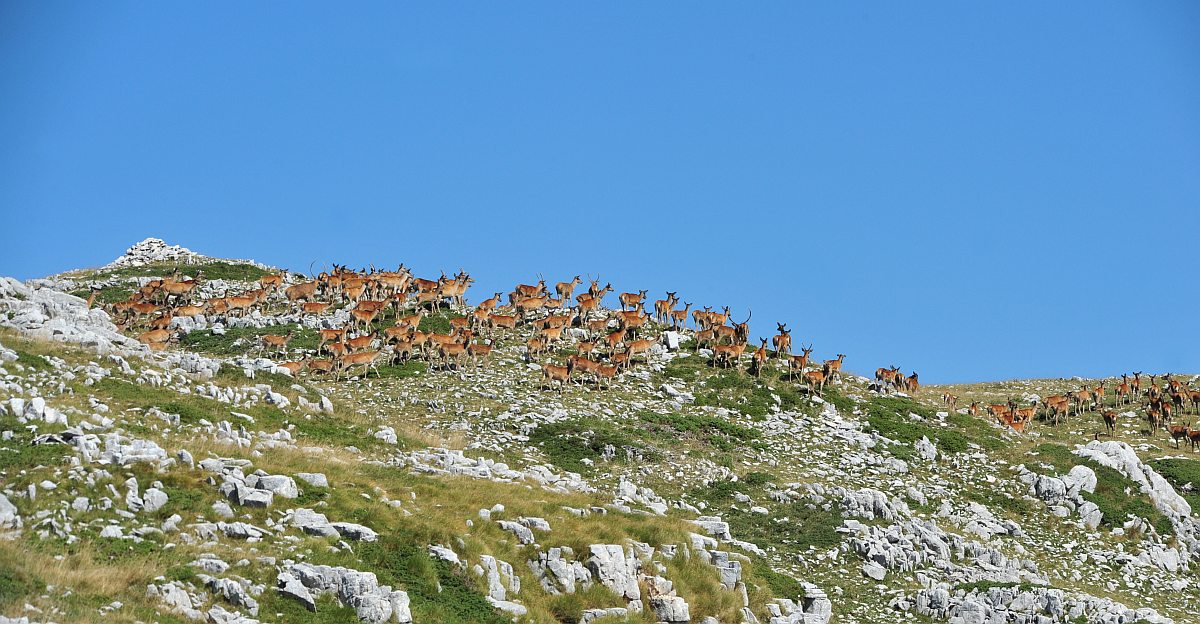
102 266 845 394
942 372 1200 449
100 263 1200 450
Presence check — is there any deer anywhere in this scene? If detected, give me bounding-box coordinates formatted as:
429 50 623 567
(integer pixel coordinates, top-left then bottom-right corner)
514 276 547 299
593 363 620 390
514 294 550 320
137 328 173 350
771 323 792 359
788 345 814 379
467 341 493 369
903 372 920 396
941 392 958 413
1091 381 1106 409
489 313 519 332
335 350 382 381
575 293 606 324
751 338 769 377
350 307 381 334
625 338 657 366
603 329 625 356
1101 409 1118 437
523 335 548 360
567 354 602 385
1131 371 1143 397
653 292 679 325
260 330 294 354
259 270 288 292
318 328 347 353
1115 375 1132 405
1168 421 1190 448
346 334 375 353
1069 385 1093 418
478 292 504 312
587 279 611 302
542 363 571 393
804 368 828 396
1040 395 1068 425
302 301 332 315
711 342 747 372
1147 405 1164 436
670 302 692 331
555 276 583 302
875 365 901 391
577 340 597 361
277 360 305 376
822 354 846 382
285 281 320 305
618 289 648 311
1189 427 1200 452
436 341 469 371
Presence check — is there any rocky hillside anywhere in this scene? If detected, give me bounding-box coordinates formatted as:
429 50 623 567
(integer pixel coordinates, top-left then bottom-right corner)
0 239 1196 624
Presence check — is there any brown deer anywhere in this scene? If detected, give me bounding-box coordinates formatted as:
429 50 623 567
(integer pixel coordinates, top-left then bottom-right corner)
1168 421 1189 448
542 363 571 393
670 302 692 331
618 289 648 311
555 276 583 302
788 345 814 379
771 323 792 359
653 292 679 325
1101 410 1118 437
823 354 846 381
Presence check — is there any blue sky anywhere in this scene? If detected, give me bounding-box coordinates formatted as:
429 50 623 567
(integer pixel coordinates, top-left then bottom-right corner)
2 2 1198 382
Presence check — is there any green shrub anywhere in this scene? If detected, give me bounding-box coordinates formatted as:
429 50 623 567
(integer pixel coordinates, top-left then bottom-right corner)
528 418 656 473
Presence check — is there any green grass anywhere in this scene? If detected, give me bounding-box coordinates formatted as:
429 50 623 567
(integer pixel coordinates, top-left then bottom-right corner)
179 324 317 356
417 312 465 335
88 260 271 283
0 430 72 476
954 580 1040 593
638 410 760 452
693 478 843 554
529 417 659 473
689 369 811 419
821 386 857 415
863 395 1003 455
1032 444 1173 535
0 557 42 606
322 537 510 624
68 287 133 306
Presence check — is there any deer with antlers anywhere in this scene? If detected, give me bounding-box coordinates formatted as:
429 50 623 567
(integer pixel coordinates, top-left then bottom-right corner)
875 365 902 392
788 345 814 379
513 276 547 300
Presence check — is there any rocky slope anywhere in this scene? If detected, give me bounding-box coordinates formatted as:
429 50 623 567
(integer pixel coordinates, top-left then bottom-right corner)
0 240 1196 623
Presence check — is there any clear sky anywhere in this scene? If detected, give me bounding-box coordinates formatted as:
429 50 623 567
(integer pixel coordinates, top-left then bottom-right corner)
2 2 1198 383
